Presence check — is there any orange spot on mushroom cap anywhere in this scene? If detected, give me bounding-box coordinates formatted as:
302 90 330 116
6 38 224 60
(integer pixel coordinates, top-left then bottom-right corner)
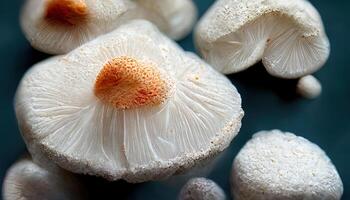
45 0 88 26
94 56 169 109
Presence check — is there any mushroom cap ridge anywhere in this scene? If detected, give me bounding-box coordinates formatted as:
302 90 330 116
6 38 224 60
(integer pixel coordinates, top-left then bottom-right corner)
15 20 244 182
195 0 330 78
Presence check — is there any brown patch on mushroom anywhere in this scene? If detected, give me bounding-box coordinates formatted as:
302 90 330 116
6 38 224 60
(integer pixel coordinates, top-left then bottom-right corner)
94 56 168 109
45 0 88 26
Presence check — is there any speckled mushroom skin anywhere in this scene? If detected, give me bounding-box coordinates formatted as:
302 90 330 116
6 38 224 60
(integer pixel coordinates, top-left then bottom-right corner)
195 0 330 78
179 177 226 200
231 130 343 200
15 20 244 183
2 154 85 200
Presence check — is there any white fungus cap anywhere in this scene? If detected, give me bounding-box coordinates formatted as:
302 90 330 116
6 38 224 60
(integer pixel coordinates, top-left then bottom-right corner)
231 130 343 200
137 0 198 40
2 154 85 200
297 75 322 99
195 0 330 78
179 178 226 200
20 0 197 54
15 20 244 183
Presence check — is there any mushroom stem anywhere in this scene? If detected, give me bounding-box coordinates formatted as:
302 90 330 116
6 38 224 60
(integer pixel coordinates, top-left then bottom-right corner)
94 56 169 109
45 0 88 26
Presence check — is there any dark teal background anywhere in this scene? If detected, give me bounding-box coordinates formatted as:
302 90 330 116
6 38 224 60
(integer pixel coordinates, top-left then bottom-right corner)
1 0 349 199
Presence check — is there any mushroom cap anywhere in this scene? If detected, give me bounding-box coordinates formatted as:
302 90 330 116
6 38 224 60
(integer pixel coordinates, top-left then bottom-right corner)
179 177 226 200
21 0 139 54
297 75 322 99
231 130 343 200
15 20 244 182
20 0 197 54
137 0 197 40
195 0 330 78
2 154 84 200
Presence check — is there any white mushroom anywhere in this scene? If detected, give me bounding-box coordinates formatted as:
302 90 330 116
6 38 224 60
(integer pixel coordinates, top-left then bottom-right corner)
2 154 85 200
297 75 322 99
195 0 330 78
137 0 198 40
20 0 197 54
15 20 244 182
231 130 343 200
179 178 226 200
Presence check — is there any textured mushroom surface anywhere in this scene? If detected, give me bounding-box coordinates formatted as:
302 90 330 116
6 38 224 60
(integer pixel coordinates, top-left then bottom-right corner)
20 0 197 54
231 130 343 200
15 20 244 182
195 0 330 78
2 154 84 200
179 177 226 200
297 75 322 99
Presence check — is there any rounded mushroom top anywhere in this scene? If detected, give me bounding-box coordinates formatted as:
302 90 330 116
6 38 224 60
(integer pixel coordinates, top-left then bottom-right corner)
297 75 322 99
2 154 84 200
15 20 243 182
179 177 226 200
20 0 197 54
137 0 197 40
231 130 343 200
195 0 330 78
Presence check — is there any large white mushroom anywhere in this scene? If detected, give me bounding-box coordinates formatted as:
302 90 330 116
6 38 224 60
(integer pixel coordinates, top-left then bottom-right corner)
195 0 330 79
15 20 244 183
231 130 343 200
2 154 85 200
20 0 197 54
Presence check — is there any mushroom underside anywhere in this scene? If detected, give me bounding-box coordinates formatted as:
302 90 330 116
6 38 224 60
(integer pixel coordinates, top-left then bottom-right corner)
16 20 243 182
207 13 329 78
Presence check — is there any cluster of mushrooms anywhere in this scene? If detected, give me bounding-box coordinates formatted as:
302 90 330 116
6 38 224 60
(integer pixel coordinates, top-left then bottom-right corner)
2 0 344 199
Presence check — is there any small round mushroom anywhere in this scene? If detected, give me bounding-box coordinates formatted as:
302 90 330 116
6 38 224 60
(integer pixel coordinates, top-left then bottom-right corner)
231 130 343 200
2 154 85 200
20 0 197 54
297 75 322 99
195 0 330 78
15 20 244 183
178 178 226 200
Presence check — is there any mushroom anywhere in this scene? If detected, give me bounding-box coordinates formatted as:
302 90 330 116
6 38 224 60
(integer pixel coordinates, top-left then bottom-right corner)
137 0 197 40
297 75 322 99
178 177 226 200
2 154 85 200
231 130 343 200
20 0 197 54
195 0 330 79
15 20 244 182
